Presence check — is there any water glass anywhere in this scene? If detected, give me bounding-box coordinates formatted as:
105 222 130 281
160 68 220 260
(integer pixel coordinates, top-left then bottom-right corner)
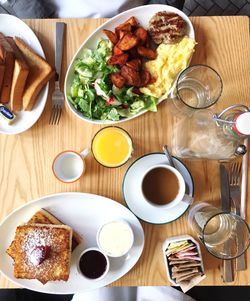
188 203 250 260
176 64 223 109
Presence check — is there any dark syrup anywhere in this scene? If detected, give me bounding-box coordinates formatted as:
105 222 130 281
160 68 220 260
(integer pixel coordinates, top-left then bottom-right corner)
79 250 107 279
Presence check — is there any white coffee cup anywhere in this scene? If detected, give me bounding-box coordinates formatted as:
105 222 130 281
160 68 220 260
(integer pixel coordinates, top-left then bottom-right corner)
141 164 192 209
52 149 89 183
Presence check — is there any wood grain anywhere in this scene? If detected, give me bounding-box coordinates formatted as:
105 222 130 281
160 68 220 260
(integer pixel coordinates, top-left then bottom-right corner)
0 16 249 288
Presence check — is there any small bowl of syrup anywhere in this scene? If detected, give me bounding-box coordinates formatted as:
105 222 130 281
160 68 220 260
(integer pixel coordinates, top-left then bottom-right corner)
78 247 110 280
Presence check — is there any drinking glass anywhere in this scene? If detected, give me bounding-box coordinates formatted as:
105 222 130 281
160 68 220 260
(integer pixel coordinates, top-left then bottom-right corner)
188 203 250 259
176 64 223 109
91 126 133 168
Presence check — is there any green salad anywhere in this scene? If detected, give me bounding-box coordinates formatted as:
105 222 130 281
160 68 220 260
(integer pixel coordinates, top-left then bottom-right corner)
68 39 157 121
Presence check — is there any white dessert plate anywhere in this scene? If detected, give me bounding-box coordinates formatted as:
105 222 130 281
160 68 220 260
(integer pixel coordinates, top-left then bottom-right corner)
0 192 144 294
0 14 49 135
64 4 195 124
122 153 194 224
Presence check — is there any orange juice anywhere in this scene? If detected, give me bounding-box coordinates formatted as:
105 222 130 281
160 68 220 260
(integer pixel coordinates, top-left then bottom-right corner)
92 127 133 167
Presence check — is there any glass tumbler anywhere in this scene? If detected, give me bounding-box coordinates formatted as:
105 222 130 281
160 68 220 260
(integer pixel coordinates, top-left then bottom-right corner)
176 64 223 109
188 203 250 260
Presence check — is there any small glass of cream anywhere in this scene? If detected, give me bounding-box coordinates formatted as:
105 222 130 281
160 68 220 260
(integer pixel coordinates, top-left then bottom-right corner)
97 220 134 258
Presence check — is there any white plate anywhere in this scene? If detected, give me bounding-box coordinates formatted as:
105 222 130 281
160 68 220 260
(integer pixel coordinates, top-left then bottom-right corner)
122 153 194 224
64 4 195 125
0 14 49 135
0 192 144 294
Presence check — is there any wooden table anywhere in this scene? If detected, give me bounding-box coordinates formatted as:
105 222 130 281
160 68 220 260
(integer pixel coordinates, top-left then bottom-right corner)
0 16 249 288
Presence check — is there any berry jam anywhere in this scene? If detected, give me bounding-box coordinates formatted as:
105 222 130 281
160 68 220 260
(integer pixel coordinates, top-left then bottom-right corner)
79 250 107 279
30 245 50 266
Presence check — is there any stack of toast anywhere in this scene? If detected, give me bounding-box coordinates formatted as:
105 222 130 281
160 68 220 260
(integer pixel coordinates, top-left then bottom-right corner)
0 33 54 112
7 209 81 284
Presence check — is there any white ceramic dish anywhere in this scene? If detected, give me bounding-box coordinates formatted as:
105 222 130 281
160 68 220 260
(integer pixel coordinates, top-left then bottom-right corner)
0 192 144 294
0 14 49 135
162 235 205 286
77 247 110 281
122 153 194 224
64 4 195 125
97 219 134 257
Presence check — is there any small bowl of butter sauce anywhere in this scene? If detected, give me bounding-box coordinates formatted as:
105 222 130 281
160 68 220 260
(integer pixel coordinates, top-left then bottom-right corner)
97 220 134 258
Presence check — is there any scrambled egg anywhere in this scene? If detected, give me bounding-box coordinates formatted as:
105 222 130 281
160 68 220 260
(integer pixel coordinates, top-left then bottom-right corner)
140 36 196 98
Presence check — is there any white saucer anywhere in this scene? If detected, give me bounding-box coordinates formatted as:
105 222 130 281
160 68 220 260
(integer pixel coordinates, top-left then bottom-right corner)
122 153 194 224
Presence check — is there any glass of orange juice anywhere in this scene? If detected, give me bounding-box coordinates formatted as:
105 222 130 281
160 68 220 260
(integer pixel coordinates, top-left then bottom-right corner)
91 127 133 168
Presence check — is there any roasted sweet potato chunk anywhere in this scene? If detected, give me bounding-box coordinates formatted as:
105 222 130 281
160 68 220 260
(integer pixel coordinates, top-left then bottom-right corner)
110 72 126 88
117 33 139 51
103 16 157 89
124 16 138 27
107 53 129 65
103 29 118 45
115 23 131 38
126 59 141 71
137 46 157 60
135 27 148 44
117 29 128 40
121 65 141 87
113 45 123 55
127 47 140 60
140 70 151 87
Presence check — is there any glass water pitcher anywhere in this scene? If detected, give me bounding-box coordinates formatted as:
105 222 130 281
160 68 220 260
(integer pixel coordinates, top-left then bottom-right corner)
170 104 250 160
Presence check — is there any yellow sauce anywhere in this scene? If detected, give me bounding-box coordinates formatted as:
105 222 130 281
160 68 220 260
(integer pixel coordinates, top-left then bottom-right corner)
92 127 132 167
140 36 196 98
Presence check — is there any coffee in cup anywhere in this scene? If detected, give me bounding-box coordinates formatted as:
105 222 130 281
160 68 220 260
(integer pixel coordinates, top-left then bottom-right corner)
141 164 187 209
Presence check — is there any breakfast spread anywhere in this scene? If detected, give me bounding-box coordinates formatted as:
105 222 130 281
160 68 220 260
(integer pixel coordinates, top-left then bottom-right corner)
163 237 205 292
1 6 248 295
6 209 82 284
68 11 196 121
0 32 54 118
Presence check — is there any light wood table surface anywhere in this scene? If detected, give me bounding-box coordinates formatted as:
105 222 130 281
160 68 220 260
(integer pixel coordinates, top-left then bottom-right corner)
0 16 249 288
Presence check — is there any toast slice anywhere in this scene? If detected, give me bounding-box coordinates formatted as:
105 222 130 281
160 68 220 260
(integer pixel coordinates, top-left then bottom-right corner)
14 37 54 111
6 224 72 284
0 33 15 103
27 209 82 251
6 37 29 111
0 55 5 94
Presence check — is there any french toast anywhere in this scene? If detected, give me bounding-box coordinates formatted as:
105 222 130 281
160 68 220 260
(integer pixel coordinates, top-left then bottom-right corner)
14 37 54 111
6 224 72 284
0 33 15 103
27 209 82 251
6 37 29 111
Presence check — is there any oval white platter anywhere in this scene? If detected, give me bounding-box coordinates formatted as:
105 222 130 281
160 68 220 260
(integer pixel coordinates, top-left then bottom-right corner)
0 14 49 135
0 192 144 294
64 4 195 125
